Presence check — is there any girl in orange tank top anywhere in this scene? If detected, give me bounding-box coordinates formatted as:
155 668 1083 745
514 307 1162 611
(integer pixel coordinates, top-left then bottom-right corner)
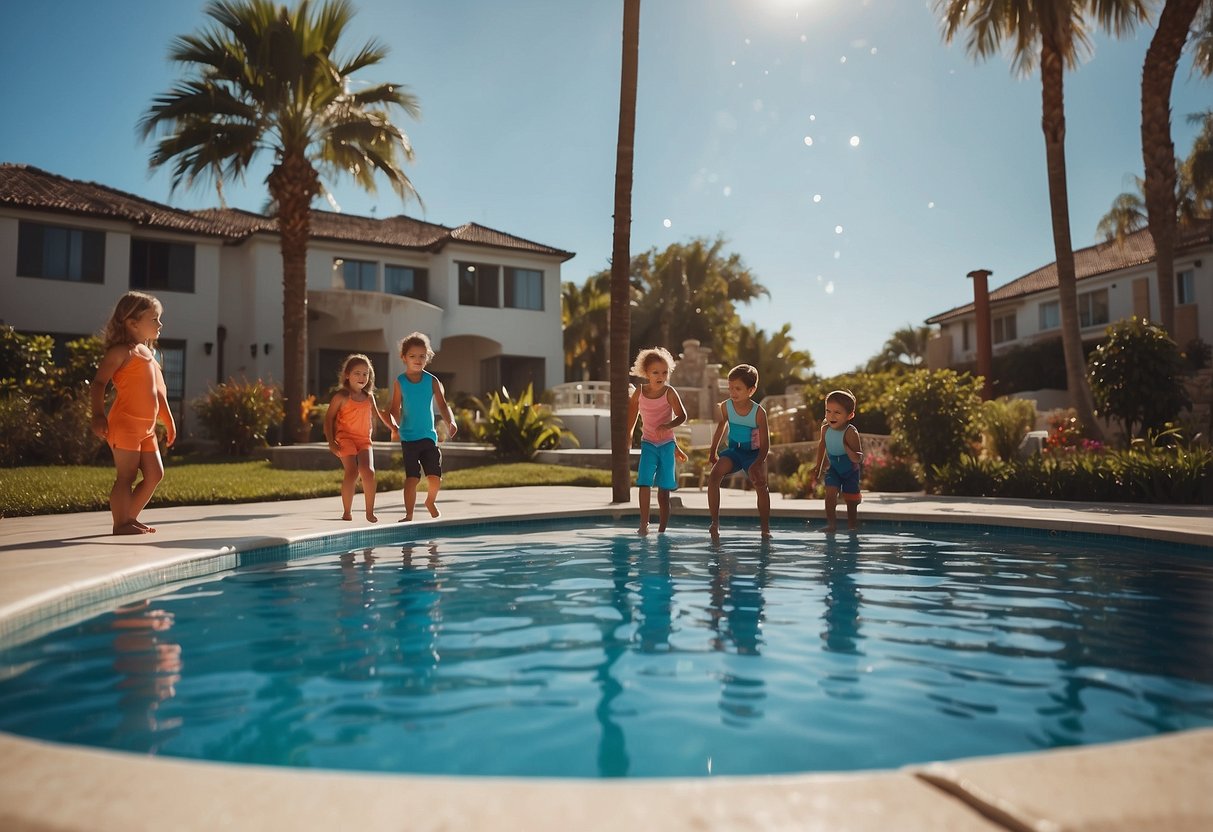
90 292 176 536
323 354 395 523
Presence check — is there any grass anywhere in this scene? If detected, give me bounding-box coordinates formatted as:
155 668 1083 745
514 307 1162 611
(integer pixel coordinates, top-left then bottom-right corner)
1 459 613 518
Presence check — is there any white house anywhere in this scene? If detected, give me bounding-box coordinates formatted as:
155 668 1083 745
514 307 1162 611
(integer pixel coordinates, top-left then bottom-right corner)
0 163 573 436
926 225 1212 376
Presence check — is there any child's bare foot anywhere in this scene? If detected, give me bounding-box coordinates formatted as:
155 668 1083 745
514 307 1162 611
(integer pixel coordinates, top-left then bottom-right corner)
113 521 147 535
658 523 667 533
131 519 156 533
366 513 379 523
341 513 352 521
398 513 413 523
425 500 440 518
708 523 720 538
824 524 837 534
638 523 649 536
761 528 771 538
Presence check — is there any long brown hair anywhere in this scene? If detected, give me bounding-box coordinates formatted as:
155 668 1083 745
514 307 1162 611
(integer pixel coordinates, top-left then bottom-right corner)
101 291 162 350
338 353 375 393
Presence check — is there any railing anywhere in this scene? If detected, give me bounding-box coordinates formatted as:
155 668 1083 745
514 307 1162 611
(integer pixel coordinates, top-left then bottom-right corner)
550 381 612 410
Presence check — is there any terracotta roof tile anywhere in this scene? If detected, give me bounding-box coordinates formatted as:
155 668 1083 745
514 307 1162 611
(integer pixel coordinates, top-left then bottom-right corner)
2 163 575 260
926 225 1213 324
0 163 232 237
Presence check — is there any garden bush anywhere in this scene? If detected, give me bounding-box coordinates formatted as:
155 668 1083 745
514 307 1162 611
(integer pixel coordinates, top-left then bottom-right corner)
470 384 577 460
1088 317 1190 441
976 397 1037 460
886 369 982 485
194 379 285 456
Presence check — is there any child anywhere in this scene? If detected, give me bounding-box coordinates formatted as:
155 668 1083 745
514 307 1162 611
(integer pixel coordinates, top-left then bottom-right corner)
626 347 688 535
89 291 177 535
388 332 457 521
707 364 771 538
810 389 864 533
323 354 395 523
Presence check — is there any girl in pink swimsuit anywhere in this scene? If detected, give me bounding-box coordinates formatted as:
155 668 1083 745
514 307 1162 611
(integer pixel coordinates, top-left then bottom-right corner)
323 354 395 522
90 291 177 535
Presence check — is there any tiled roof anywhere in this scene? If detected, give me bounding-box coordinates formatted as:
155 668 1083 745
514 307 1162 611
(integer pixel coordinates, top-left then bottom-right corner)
926 224 1213 324
1 163 575 260
0 163 231 237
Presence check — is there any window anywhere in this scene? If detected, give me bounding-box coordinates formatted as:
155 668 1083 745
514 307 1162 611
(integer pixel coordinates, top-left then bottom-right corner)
385 264 428 300
1039 301 1060 331
1177 269 1195 306
156 340 186 409
992 313 1017 344
17 221 105 283
1079 288 1109 328
130 238 195 292
458 262 499 307
505 267 544 310
336 258 377 291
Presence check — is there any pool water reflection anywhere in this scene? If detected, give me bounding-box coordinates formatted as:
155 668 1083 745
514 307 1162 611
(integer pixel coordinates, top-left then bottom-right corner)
1 520 1210 778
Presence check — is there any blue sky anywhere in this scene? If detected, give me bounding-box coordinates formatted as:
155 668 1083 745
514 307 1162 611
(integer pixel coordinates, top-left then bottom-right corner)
1 0 1208 376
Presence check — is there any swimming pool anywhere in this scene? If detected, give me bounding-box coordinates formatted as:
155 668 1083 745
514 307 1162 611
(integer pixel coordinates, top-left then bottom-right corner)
1 518 1210 778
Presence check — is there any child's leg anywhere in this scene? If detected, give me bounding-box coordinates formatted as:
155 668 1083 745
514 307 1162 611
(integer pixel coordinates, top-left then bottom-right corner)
401 476 420 521
127 450 166 531
356 449 377 522
823 486 840 533
637 485 652 534
707 458 734 534
424 475 442 517
845 500 859 531
656 488 671 532
338 456 359 519
108 448 144 534
750 461 771 538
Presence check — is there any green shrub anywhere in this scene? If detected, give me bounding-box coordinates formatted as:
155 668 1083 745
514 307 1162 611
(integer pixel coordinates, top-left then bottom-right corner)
976 397 1037 460
863 452 922 492
887 369 982 486
194 379 285 456
1088 317 1191 441
778 460 822 499
801 371 898 435
470 384 578 461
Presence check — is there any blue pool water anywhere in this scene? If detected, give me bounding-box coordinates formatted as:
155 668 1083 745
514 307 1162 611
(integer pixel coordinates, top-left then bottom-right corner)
1 519 1211 778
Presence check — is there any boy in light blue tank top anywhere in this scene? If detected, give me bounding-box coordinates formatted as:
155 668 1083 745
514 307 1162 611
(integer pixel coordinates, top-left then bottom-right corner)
811 389 864 533
707 364 771 538
387 332 457 522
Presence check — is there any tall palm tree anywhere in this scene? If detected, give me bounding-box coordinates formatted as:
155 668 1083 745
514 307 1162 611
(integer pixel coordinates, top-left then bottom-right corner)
610 0 641 502
723 322 813 399
935 0 1146 440
1140 0 1206 336
1184 110 1213 217
139 0 419 442
865 325 934 373
562 275 611 381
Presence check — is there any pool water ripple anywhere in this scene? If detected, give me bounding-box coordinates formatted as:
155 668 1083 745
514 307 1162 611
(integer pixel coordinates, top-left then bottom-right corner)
1 519 1211 777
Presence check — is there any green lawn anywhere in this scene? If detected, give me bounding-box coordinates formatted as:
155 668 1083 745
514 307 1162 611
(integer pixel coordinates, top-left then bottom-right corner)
1 460 613 518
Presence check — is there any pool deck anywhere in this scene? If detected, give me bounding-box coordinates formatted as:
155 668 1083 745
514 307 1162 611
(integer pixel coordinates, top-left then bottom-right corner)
1 488 1211 831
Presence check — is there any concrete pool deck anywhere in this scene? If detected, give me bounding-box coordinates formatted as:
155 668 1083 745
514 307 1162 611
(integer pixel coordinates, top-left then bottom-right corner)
1 488 1211 831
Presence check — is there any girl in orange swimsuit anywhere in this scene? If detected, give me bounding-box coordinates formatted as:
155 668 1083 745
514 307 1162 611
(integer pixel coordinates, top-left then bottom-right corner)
90 292 177 535
323 354 395 522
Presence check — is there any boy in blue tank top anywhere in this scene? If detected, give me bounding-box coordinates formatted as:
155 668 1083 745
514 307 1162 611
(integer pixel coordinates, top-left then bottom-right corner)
388 332 457 521
810 389 864 533
707 364 771 538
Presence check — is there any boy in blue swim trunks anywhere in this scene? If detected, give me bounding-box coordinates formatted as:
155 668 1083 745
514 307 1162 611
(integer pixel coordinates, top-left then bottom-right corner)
707 364 771 538
810 389 864 533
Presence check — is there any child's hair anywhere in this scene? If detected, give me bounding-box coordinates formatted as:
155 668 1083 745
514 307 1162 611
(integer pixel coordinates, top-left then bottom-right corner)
631 347 676 378
101 291 162 350
338 353 375 392
399 331 435 363
727 364 759 390
826 389 857 413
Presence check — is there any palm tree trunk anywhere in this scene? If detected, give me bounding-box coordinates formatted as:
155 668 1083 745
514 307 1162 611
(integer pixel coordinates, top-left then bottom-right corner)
268 155 321 445
1141 0 1203 336
609 0 641 503
1039 37 1104 441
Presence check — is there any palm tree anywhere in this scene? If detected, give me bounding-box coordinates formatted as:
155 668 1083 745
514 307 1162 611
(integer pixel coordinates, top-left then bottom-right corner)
609 0 641 503
1096 180 1149 244
139 0 419 442
723 322 813 399
1184 110 1213 218
865 325 934 373
561 275 611 381
935 0 1146 440
1140 0 1207 336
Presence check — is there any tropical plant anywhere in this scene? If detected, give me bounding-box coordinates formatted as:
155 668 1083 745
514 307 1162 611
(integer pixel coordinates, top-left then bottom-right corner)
1182 109 1213 221
1139 0 1209 336
1095 183 1148 244
886 369 983 486
722 322 812 398
609 0 641 502
140 0 419 443
470 384 577 461
1087 316 1191 441
561 274 611 382
801 371 900 436
935 0 1146 442
194 378 285 456
864 325 933 373
976 396 1037 460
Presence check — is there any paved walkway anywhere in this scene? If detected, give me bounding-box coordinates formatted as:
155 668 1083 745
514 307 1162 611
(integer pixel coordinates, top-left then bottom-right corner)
1 488 1211 831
